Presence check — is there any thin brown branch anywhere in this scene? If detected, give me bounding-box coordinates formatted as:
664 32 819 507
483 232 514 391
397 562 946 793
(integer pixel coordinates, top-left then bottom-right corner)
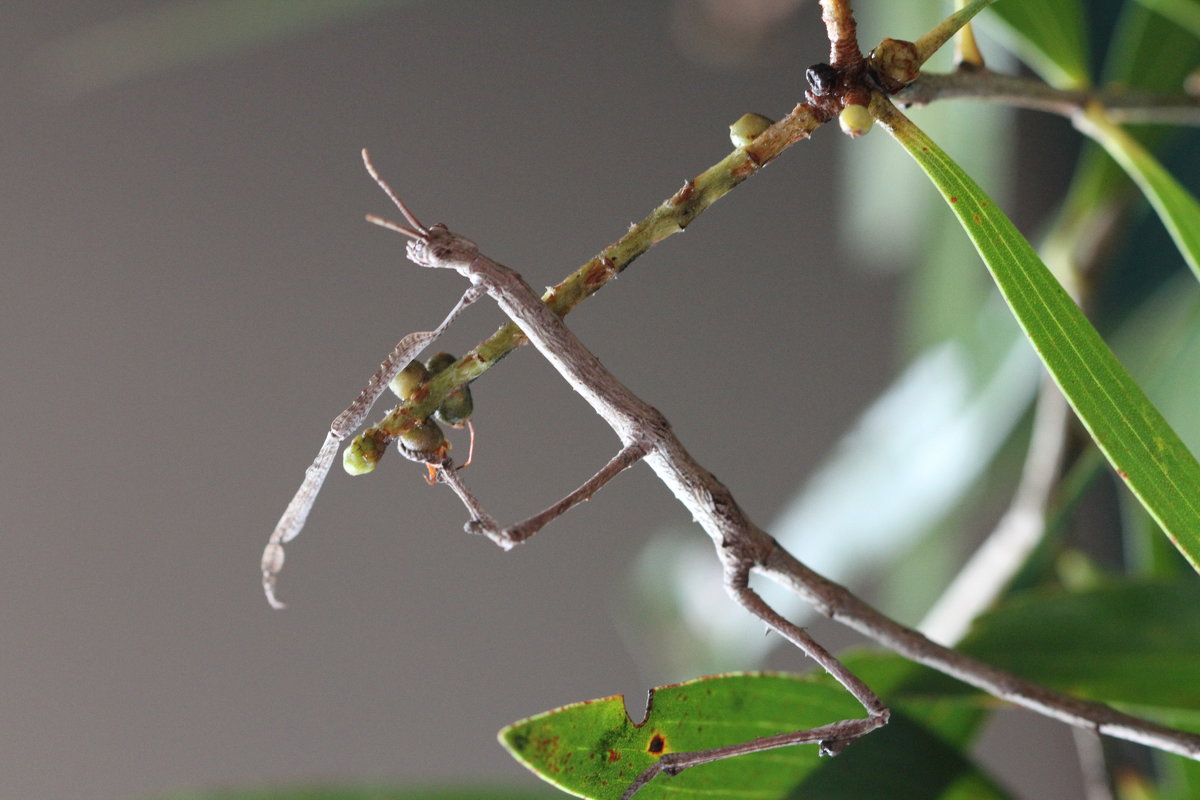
896 69 1200 125
762 546 1200 759
819 0 862 72
362 100 830 456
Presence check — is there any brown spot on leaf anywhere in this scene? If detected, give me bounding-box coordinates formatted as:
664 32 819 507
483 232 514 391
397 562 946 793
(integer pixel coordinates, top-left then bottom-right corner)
949 196 958 203
648 734 666 754
608 749 621 762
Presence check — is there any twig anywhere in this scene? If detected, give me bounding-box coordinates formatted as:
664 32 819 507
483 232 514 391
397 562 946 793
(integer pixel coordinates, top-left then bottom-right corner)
819 0 862 72
359 154 1200 795
919 381 1072 644
355 101 830 463
760 546 1200 759
896 70 1200 125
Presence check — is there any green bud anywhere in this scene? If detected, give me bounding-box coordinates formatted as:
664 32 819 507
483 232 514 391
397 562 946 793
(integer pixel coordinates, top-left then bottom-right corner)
436 388 474 427
424 352 457 375
389 360 429 400
343 433 382 475
869 38 921 91
729 113 774 148
426 352 474 427
839 104 874 138
398 419 446 458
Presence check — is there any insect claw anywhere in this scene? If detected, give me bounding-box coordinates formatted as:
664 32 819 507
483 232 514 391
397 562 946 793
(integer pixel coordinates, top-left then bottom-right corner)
458 420 476 469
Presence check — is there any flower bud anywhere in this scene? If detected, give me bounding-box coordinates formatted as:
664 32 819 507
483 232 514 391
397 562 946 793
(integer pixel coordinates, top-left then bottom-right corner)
839 104 874 138
426 352 474 427
869 38 921 91
728 113 774 148
343 433 383 475
398 419 446 459
389 360 428 400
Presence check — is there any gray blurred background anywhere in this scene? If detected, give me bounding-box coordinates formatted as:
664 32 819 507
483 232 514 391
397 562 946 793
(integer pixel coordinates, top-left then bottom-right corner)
2 2 1083 798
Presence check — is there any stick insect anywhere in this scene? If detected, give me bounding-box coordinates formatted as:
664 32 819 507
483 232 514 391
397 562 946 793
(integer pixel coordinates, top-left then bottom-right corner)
261 150 1200 796
260 150 888 795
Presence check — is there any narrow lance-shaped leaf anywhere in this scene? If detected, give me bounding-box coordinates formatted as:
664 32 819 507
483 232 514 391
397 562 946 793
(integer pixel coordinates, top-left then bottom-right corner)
980 0 1091 88
871 95 1200 574
1076 106 1200 283
1133 0 1200 40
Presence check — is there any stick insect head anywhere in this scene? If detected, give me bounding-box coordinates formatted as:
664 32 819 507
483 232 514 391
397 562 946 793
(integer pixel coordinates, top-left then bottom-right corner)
362 148 429 239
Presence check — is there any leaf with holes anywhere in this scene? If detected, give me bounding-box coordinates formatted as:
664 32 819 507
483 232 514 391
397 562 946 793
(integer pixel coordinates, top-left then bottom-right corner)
499 672 1009 800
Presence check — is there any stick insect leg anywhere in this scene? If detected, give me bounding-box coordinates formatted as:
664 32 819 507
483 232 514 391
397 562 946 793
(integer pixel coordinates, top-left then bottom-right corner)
620 565 889 799
261 285 482 609
437 441 651 550
726 564 888 721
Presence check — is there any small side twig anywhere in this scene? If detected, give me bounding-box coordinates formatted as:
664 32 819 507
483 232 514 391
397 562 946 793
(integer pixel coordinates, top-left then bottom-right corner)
920 380 1072 644
819 0 862 72
896 70 1200 125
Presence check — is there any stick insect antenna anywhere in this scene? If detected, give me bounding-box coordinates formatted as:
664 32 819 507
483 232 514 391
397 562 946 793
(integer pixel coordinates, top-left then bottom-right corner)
361 148 428 238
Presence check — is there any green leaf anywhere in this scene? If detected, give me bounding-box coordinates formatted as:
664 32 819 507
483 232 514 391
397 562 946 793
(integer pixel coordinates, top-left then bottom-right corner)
959 581 1200 713
872 97 1200 574
499 673 1008 800
980 0 1090 88
152 789 556 800
1076 109 1200 283
1133 0 1200 40
884 580 1200 717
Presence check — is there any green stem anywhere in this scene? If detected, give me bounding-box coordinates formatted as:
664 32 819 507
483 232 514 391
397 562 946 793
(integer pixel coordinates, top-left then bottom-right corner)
356 102 829 463
914 0 998 65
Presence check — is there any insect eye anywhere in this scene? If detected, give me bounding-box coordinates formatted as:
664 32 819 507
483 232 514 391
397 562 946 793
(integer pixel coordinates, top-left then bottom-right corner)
389 360 429 400
806 63 838 96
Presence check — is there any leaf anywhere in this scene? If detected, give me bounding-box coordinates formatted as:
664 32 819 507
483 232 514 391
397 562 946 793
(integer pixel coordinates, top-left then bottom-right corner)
979 0 1091 88
873 97 1200 574
1076 108 1200 283
880 580 1200 718
1133 0 1200 40
499 673 1008 800
152 789 557 800
1113 277 1200 576
959 581 1200 713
